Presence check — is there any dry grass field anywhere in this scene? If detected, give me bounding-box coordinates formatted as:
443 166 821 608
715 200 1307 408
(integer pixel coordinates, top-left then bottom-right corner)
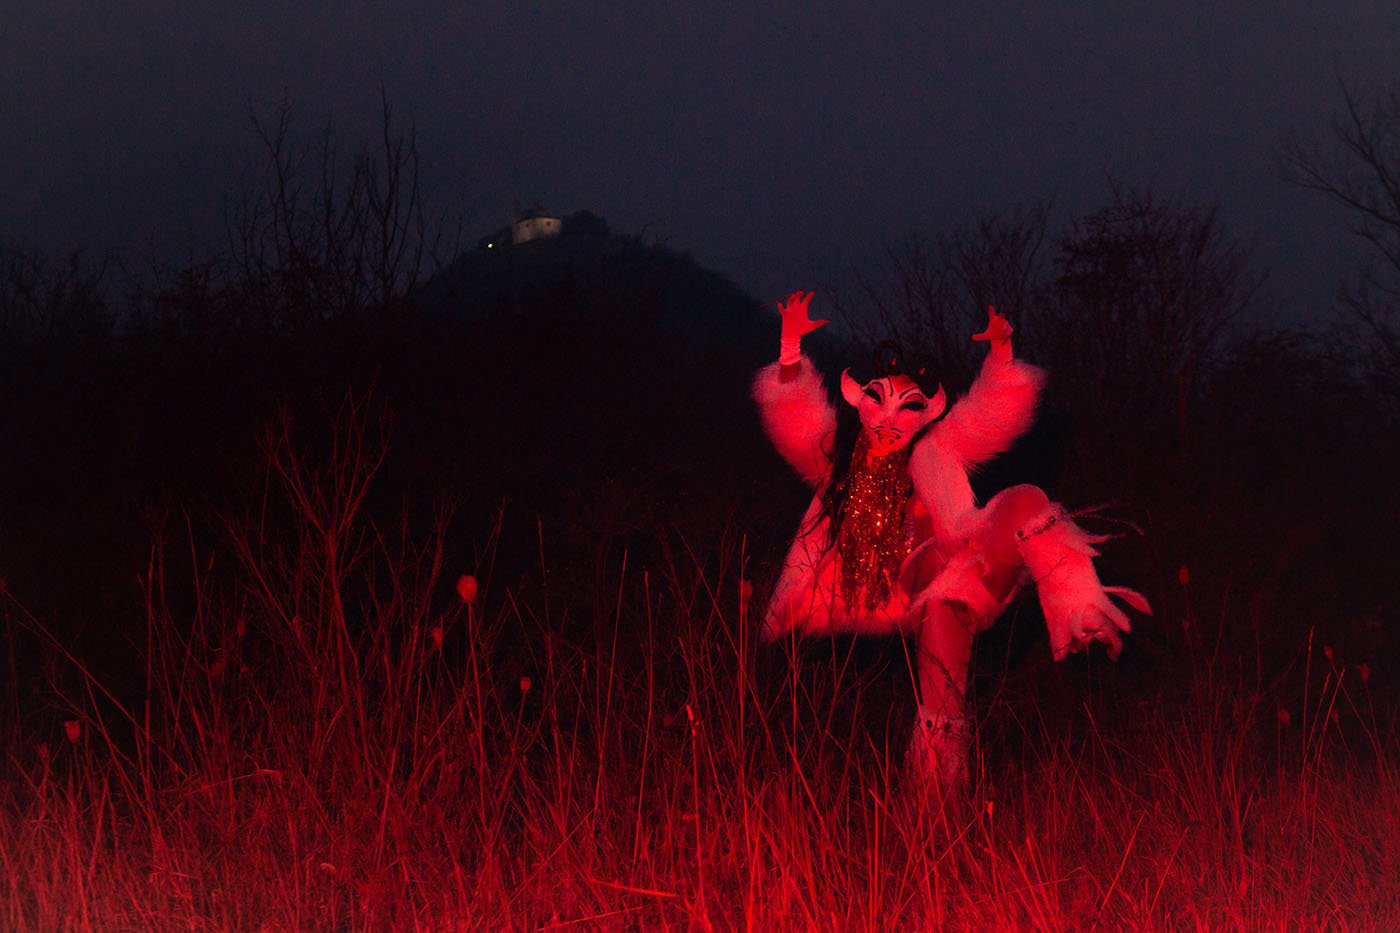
4 405 1395 932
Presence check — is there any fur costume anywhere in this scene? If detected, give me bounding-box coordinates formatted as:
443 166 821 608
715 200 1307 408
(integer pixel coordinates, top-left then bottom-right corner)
754 292 1149 791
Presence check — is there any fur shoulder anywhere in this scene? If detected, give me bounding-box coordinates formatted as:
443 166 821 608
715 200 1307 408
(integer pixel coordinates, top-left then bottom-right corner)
752 357 837 488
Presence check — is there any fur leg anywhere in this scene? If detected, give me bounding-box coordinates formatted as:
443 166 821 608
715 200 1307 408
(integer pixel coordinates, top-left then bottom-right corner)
907 707 972 794
1016 505 1151 660
909 543 1005 632
909 603 975 794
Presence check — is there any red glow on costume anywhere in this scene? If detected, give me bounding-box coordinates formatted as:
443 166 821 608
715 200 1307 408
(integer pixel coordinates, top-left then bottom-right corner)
753 295 1149 791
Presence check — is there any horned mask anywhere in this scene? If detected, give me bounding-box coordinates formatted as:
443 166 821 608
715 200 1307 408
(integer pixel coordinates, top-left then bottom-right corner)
840 347 946 457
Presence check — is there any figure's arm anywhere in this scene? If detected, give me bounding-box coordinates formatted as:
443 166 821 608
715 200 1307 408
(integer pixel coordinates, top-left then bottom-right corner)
752 291 836 488
776 290 827 379
931 306 1045 470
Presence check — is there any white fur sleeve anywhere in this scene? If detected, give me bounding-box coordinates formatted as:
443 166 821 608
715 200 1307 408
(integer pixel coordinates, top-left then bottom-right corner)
752 357 836 488
908 439 979 542
932 351 1045 471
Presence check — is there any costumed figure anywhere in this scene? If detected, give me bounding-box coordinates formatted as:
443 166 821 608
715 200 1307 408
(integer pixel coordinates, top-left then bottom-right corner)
753 291 1150 792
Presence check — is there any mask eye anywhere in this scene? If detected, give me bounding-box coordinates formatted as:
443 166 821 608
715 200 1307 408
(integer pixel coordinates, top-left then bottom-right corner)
863 387 882 402
901 400 926 412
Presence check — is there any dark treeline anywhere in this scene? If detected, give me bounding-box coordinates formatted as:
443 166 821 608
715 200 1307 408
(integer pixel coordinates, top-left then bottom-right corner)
836 190 1398 711
0 224 799 713
3 94 1399 744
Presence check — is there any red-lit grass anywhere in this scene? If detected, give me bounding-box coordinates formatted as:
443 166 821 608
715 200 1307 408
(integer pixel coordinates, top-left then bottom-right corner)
3 407 1397 930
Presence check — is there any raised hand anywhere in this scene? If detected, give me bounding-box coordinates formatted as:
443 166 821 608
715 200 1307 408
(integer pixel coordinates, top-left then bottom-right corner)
971 305 1013 353
779 290 827 340
778 290 828 365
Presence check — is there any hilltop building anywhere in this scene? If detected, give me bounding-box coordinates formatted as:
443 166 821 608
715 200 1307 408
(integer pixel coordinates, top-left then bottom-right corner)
476 207 609 252
511 211 562 244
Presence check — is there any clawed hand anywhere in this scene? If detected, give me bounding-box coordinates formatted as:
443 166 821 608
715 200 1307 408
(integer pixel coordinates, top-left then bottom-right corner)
1049 586 1149 662
971 305 1013 349
1055 607 1129 661
778 290 828 343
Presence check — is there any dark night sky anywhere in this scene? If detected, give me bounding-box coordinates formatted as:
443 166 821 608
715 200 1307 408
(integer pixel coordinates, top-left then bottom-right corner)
4 3 1398 325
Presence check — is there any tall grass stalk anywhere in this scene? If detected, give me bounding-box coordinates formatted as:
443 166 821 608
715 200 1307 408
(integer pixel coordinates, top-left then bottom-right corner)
3 402 1396 930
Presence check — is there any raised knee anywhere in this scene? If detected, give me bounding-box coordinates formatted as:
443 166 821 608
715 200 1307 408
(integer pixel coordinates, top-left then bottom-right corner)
982 485 1053 557
995 484 1051 526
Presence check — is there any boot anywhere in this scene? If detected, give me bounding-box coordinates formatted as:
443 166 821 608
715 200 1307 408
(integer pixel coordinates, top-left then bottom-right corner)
906 707 971 794
1016 506 1150 661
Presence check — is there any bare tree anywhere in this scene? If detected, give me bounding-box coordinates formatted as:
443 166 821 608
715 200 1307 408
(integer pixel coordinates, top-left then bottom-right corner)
1283 78 1400 397
836 203 1050 389
0 242 112 341
1033 185 1261 484
224 90 445 330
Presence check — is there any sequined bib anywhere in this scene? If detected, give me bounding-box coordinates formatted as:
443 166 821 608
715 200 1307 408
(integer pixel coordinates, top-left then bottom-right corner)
836 435 915 610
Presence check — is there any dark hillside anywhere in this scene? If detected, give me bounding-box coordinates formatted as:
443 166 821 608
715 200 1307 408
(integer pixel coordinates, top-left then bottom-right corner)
3 214 1397 751
0 230 814 704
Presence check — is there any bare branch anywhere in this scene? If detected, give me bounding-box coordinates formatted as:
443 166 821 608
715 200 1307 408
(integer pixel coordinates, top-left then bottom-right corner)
220 92 444 331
